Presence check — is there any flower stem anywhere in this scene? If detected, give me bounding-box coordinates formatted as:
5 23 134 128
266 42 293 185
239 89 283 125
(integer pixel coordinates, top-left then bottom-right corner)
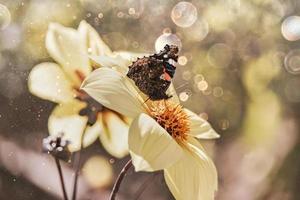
109 159 133 200
54 158 68 200
71 127 87 200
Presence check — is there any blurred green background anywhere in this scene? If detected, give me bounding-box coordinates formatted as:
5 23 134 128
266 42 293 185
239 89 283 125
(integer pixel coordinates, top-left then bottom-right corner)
0 0 300 199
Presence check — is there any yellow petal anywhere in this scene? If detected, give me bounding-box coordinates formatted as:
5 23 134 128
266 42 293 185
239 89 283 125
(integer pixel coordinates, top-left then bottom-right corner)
164 138 218 200
78 20 112 56
46 23 91 86
128 113 183 172
48 101 100 152
28 62 74 103
81 67 147 118
185 109 220 139
98 111 129 158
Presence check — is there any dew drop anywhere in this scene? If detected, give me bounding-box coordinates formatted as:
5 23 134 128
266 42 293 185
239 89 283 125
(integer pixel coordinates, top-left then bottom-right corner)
171 2 197 28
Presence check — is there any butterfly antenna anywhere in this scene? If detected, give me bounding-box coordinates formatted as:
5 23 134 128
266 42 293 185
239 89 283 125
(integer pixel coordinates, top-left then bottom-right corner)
143 97 150 104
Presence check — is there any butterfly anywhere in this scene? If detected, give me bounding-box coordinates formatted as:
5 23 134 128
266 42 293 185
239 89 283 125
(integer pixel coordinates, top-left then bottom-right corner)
127 44 179 100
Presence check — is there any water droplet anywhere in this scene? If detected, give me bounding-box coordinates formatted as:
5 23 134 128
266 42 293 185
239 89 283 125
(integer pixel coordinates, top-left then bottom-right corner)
284 49 300 74
155 33 182 52
171 2 197 28
0 4 11 30
207 43 232 68
281 16 300 41
178 56 187 65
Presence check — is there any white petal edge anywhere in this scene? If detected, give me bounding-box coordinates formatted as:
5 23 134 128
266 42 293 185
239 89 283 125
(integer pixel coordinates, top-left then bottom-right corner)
81 67 148 118
185 109 220 139
48 101 99 152
46 22 91 86
99 111 129 158
164 137 218 200
89 55 129 74
78 20 113 57
167 83 180 104
128 113 183 172
28 62 74 103
113 51 147 63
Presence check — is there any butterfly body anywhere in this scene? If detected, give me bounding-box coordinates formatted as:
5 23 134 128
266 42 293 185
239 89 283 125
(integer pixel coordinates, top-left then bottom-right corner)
127 44 179 100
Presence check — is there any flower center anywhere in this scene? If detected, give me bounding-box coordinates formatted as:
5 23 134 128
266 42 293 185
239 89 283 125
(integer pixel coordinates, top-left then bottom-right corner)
74 70 104 125
150 100 190 142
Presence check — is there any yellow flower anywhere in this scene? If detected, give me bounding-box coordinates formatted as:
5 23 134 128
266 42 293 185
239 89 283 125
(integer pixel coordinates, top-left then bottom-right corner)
28 21 141 158
81 67 220 200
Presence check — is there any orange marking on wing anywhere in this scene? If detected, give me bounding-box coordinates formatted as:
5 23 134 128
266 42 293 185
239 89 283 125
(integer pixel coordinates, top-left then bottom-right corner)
164 72 172 81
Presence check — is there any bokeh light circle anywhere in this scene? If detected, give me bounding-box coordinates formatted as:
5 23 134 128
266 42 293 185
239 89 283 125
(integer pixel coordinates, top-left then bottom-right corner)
0 4 11 30
155 33 182 52
183 18 209 42
197 80 208 91
193 74 204 83
171 1 197 28
281 16 300 41
213 87 224 97
82 156 113 188
179 89 192 102
178 56 188 65
284 49 300 74
207 43 232 68
182 70 192 80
